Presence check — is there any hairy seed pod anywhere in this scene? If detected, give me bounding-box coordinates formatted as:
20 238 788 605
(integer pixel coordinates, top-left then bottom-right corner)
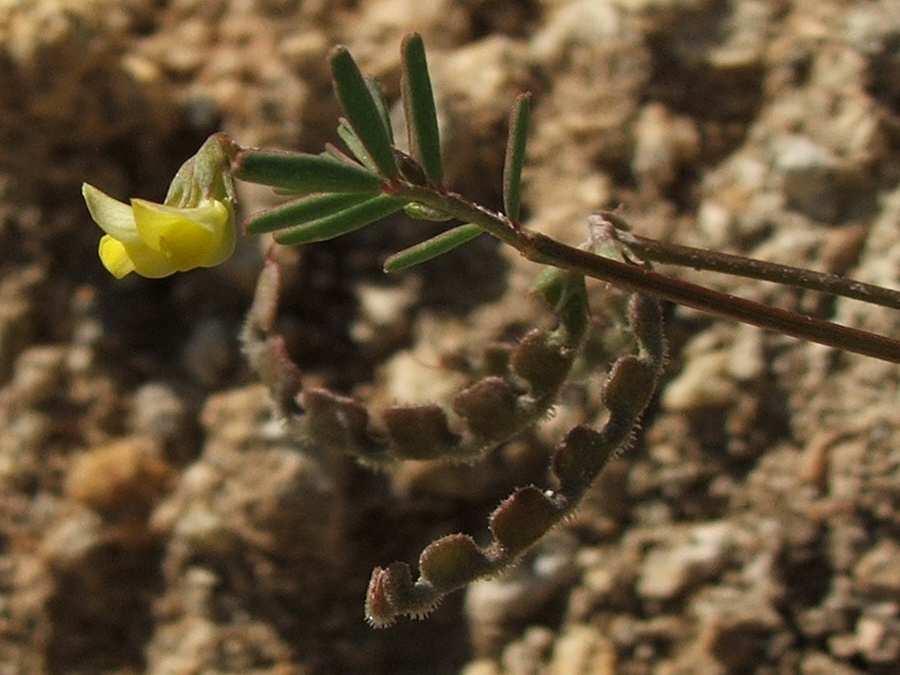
551 424 612 491
452 377 522 442
366 562 414 627
628 294 665 360
419 534 492 591
511 329 572 398
601 355 658 417
489 486 562 552
303 388 373 455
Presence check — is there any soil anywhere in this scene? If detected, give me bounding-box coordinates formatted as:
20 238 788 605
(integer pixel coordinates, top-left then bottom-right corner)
1 1 899 673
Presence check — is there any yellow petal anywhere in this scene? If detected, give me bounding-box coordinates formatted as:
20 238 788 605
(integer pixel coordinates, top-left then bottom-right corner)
83 183 141 244
98 235 136 278
99 234 178 279
132 199 232 271
124 241 179 278
200 205 236 267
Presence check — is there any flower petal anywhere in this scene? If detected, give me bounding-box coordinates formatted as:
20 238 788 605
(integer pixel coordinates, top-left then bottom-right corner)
98 235 136 278
99 234 178 278
124 241 179 278
82 183 141 244
200 205 236 268
132 199 231 271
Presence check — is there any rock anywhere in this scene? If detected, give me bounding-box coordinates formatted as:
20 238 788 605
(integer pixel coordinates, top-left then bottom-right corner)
854 603 900 665
154 386 343 564
466 534 579 656
661 349 738 411
146 385 344 671
773 135 841 222
501 626 556 675
580 544 642 609
637 522 733 602
145 567 295 675
800 651 864 675
3 0 900 672
64 436 173 541
181 318 237 388
854 540 900 600
693 586 784 671
547 624 616 675
0 409 49 487
631 102 700 195
131 381 197 460
461 659 502 675
7 345 67 407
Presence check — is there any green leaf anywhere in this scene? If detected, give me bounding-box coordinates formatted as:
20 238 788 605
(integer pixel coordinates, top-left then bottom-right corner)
245 192 376 234
401 33 443 186
384 223 483 272
366 75 395 146
274 194 406 245
338 120 378 173
503 92 531 222
234 150 383 195
329 46 399 179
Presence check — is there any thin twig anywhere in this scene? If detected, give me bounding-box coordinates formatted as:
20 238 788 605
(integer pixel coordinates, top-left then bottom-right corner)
620 232 900 311
528 234 900 364
396 185 900 364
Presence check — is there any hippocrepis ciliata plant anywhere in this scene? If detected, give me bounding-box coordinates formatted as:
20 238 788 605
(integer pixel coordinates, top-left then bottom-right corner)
83 34 900 627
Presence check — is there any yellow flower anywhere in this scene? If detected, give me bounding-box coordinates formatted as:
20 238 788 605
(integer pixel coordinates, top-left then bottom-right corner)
83 133 239 279
83 184 235 278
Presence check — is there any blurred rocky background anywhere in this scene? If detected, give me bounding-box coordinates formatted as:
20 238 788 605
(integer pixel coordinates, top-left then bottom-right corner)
1 0 899 673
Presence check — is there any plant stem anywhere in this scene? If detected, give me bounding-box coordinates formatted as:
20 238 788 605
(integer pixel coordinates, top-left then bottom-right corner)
396 185 900 364
529 234 900 363
620 232 900 311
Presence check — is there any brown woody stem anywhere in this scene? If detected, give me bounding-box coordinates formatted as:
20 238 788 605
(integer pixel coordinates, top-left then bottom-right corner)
394 185 900 364
621 232 900 311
